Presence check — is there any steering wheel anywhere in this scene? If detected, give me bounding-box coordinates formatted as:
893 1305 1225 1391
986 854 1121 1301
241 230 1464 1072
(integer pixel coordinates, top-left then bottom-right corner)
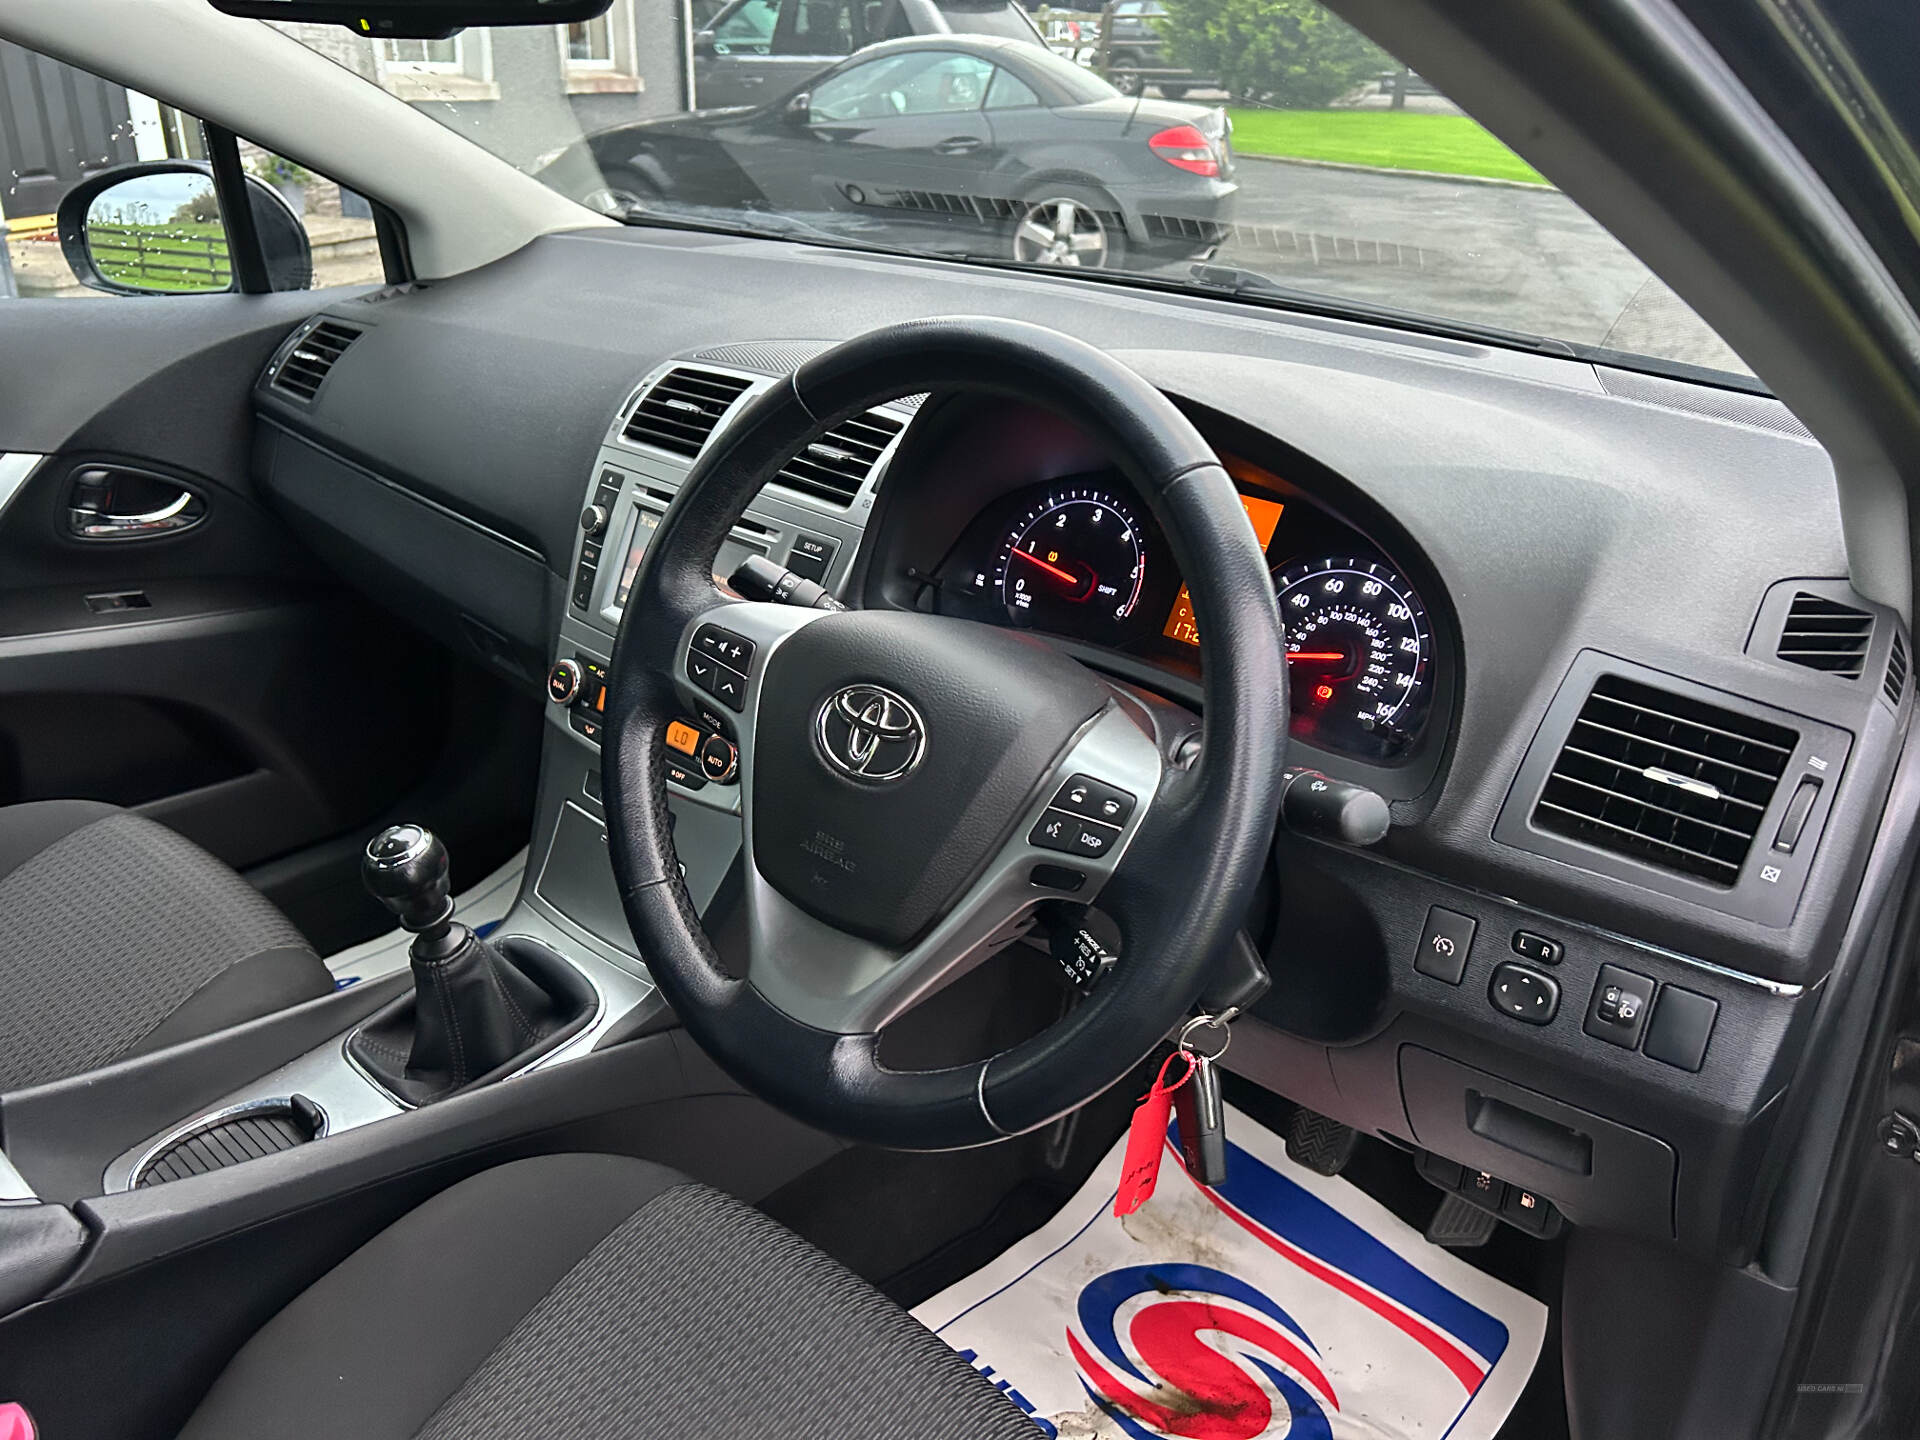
603 318 1286 1149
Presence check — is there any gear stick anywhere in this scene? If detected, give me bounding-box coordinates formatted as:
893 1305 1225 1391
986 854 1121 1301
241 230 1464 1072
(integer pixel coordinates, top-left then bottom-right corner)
347 825 585 1106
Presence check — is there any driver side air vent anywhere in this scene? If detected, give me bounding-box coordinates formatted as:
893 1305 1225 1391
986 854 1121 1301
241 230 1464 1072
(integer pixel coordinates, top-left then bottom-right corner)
774 411 905 506
268 320 363 403
623 367 753 457
1885 632 1909 708
1532 674 1797 887
1776 590 1874 679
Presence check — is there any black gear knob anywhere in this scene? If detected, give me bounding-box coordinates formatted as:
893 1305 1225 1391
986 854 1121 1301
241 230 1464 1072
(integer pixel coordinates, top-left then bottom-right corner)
362 824 453 935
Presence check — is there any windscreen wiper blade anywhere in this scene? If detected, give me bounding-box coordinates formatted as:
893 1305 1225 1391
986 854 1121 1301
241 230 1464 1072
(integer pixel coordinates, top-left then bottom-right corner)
1185 263 1584 357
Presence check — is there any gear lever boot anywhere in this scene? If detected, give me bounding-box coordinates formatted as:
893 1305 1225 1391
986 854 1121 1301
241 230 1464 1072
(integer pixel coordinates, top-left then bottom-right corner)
348 825 579 1105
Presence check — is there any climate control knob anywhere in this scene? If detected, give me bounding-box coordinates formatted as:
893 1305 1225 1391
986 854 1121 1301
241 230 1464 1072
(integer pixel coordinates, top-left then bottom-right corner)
547 658 584 705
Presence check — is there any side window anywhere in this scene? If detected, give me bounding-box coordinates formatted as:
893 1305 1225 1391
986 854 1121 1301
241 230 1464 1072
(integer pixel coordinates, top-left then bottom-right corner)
778 0 857 56
713 0 779 49
984 67 1040 110
810 52 992 120
0 41 385 297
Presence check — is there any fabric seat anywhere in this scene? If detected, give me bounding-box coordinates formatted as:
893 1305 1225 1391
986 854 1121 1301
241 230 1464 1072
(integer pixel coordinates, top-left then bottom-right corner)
179 1152 1042 1440
0 800 332 1092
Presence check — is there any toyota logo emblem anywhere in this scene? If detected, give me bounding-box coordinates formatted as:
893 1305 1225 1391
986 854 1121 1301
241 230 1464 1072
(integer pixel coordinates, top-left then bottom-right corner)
816 684 926 782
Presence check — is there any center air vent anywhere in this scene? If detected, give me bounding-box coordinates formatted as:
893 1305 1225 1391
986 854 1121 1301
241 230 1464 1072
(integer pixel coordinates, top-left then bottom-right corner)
268 319 362 402
623 367 752 457
1532 674 1797 887
1776 591 1874 679
774 411 905 506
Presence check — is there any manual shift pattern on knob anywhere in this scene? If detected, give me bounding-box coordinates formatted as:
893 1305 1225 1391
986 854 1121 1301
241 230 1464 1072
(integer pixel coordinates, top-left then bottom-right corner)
362 824 454 935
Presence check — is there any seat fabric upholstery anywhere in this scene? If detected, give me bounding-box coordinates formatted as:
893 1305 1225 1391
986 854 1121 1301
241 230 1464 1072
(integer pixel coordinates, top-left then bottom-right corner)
180 1153 1042 1440
0 800 329 1091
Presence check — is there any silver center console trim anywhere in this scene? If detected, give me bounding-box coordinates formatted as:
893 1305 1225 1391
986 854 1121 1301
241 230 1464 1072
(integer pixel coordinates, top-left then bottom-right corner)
124 1096 330 1191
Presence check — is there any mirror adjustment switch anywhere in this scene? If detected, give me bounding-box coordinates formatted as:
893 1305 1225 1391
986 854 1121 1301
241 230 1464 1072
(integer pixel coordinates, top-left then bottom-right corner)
1643 986 1718 1071
1413 906 1475 985
1584 964 1655 1048
1512 930 1562 964
1489 963 1560 1025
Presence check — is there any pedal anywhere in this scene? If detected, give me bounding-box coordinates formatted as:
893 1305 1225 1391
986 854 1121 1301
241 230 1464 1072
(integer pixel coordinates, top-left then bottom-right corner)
1424 1192 1499 1249
1286 1106 1359 1177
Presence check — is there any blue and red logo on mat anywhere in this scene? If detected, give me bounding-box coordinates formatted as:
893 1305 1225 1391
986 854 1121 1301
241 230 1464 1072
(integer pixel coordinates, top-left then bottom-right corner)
1064 1134 1513 1438
1069 1263 1336 1439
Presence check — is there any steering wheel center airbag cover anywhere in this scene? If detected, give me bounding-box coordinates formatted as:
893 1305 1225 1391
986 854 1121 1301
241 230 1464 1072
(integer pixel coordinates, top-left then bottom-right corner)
752 609 1110 947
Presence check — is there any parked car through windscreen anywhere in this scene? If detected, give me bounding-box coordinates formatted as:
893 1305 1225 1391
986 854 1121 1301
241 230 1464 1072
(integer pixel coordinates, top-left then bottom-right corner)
562 35 1235 271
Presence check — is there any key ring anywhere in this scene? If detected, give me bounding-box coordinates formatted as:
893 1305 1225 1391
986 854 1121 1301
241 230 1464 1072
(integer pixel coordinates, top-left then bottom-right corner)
1177 1007 1237 1062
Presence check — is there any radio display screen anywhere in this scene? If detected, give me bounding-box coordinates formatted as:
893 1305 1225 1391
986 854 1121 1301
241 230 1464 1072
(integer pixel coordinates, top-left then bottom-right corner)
614 508 761 609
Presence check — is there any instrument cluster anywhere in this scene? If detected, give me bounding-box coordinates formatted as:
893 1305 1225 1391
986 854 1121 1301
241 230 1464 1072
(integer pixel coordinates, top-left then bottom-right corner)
931 456 1439 763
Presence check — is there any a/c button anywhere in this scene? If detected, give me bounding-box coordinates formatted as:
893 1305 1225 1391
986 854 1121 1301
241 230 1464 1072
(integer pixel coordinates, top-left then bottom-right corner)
1414 905 1476 985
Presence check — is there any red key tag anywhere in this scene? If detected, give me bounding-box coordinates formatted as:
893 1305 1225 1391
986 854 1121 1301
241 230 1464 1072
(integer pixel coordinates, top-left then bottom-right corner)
1115 1051 1195 1217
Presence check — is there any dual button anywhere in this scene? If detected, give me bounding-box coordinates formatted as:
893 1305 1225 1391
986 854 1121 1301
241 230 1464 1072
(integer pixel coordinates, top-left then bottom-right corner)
1029 774 1137 860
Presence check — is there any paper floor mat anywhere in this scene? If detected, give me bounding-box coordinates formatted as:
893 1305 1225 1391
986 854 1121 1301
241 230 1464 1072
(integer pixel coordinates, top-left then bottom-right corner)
914 1105 1546 1439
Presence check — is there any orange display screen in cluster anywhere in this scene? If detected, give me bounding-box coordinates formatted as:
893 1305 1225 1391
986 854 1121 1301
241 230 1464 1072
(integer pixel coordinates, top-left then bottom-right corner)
1163 489 1285 647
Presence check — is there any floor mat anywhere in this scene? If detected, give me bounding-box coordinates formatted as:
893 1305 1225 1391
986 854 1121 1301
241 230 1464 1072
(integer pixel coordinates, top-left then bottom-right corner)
914 1104 1547 1440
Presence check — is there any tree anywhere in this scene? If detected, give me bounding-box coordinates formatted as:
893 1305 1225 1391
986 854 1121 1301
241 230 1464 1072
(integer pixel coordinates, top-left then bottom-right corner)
1158 0 1390 108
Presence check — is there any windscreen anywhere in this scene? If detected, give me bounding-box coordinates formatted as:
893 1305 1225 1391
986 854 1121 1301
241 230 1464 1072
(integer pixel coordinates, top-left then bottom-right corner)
270 0 1750 379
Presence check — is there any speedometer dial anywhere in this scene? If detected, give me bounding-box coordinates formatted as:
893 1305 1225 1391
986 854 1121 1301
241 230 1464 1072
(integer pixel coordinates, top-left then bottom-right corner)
993 487 1146 634
1273 556 1433 758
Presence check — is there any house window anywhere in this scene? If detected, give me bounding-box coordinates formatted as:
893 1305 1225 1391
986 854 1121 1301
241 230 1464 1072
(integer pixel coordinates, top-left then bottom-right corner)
559 1 641 93
376 37 462 70
563 17 615 68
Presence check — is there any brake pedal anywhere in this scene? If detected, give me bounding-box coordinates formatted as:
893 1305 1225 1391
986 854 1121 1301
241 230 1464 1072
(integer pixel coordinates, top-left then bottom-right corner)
1286 1106 1359 1176
1424 1192 1499 1249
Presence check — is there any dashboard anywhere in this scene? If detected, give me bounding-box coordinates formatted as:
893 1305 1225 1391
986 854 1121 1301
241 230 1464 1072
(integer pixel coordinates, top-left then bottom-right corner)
245 223 1911 1267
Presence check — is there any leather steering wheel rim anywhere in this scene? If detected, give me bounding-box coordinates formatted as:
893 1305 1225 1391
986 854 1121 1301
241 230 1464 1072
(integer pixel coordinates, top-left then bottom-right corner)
603 317 1286 1149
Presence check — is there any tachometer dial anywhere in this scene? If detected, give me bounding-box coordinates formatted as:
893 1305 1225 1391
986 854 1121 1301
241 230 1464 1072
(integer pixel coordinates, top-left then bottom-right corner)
993 487 1146 633
1273 556 1433 758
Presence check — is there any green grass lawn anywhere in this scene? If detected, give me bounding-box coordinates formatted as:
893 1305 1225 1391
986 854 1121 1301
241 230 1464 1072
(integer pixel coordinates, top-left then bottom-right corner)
1226 109 1548 185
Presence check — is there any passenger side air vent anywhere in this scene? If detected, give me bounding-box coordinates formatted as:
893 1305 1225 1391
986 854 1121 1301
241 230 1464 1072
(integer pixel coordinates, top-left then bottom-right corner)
1531 674 1797 887
268 320 362 402
1776 590 1874 679
1885 632 1909 708
774 411 905 506
623 367 753 457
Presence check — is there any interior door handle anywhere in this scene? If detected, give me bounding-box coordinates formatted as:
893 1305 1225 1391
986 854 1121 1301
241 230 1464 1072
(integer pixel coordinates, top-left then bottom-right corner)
934 136 983 154
67 466 207 541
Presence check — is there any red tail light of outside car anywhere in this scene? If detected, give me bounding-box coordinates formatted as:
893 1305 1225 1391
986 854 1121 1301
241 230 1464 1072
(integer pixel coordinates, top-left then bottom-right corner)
1148 123 1220 177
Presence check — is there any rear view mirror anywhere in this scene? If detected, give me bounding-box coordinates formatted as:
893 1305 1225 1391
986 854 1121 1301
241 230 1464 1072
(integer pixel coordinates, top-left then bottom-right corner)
207 0 611 40
56 162 313 297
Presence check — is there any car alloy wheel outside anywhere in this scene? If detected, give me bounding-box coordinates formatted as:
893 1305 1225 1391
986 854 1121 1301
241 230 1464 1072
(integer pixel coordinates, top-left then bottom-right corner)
1013 198 1111 268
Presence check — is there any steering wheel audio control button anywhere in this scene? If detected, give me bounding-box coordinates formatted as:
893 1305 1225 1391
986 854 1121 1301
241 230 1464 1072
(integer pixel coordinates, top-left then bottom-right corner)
692 624 756 671
686 651 748 711
1051 773 1136 826
1414 905 1476 985
1029 807 1122 858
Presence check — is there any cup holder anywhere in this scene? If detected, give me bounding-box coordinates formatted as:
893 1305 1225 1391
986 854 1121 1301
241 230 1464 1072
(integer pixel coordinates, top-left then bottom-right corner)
132 1094 326 1189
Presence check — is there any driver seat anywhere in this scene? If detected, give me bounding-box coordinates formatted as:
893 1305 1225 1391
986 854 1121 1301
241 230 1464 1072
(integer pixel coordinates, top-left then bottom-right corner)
178 1152 1041 1439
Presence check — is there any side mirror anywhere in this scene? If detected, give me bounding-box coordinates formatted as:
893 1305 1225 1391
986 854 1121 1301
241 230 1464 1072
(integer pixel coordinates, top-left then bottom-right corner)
785 92 813 124
693 28 719 57
56 161 314 297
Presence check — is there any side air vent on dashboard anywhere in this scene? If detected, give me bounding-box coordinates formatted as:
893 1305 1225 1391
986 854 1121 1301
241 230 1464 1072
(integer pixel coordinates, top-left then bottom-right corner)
623 367 753 457
268 320 363 402
774 411 905 506
1531 674 1797 887
1885 632 1909 708
1776 590 1874 679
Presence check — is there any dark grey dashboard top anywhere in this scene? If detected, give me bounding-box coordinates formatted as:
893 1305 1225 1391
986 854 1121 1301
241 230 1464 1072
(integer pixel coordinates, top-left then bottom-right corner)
255 224 1901 987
